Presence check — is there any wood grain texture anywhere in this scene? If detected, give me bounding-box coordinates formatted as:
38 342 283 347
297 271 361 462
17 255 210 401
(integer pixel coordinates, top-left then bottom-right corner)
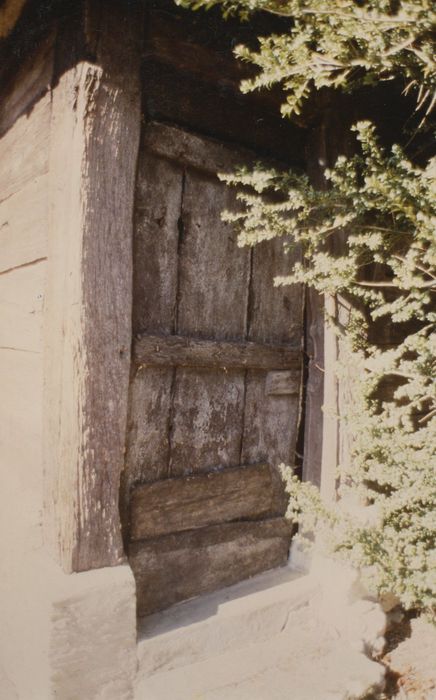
241 235 303 474
43 0 142 572
130 463 283 541
130 518 292 617
0 175 48 272
134 333 301 370
249 237 303 346
302 287 324 486
133 151 182 335
0 94 50 204
142 122 255 176
0 259 46 352
177 169 250 341
241 370 301 470
169 368 245 476
122 366 173 527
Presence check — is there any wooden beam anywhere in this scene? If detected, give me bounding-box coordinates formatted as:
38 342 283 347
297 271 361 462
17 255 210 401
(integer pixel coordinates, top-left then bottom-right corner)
129 518 292 617
142 121 256 176
130 464 286 541
43 0 142 573
134 333 301 371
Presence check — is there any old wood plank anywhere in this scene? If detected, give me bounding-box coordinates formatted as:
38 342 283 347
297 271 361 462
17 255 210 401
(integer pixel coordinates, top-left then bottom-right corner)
123 146 184 532
169 368 245 477
43 0 142 573
302 287 324 487
0 94 50 204
177 168 250 341
165 165 250 478
133 151 183 335
0 258 46 353
249 237 303 346
121 366 173 528
241 235 303 479
130 463 284 541
129 518 292 616
241 370 301 470
0 175 48 273
0 32 54 136
142 122 255 177
265 370 300 396
134 333 301 370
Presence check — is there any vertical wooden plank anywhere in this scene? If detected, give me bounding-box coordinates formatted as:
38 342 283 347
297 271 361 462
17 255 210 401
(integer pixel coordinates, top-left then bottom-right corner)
303 122 328 489
169 168 250 476
241 370 300 471
250 237 303 345
43 0 142 572
170 368 245 476
242 236 303 475
302 287 324 487
133 153 183 336
177 169 250 340
122 151 183 518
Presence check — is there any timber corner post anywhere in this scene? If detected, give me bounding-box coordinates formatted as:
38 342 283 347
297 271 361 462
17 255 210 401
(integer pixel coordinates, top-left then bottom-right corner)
42 0 142 695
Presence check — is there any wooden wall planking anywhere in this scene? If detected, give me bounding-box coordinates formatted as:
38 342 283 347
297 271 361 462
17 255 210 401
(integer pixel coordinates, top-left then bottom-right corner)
0 259 46 352
0 175 48 272
0 95 51 204
0 33 53 563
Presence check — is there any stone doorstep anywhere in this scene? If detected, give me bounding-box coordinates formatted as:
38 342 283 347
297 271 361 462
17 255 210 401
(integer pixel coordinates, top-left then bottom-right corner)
136 564 320 680
135 560 387 700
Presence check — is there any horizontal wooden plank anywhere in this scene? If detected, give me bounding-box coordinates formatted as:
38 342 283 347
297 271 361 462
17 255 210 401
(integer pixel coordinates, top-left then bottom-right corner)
134 333 301 371
0 258 46 352
142 121 256 176
130 464 286 541
0 174 48 272
129 518 292 616
0 94 50 204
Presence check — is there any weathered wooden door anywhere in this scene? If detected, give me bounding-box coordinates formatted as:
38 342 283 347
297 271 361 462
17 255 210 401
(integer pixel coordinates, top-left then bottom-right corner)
123 122 303 616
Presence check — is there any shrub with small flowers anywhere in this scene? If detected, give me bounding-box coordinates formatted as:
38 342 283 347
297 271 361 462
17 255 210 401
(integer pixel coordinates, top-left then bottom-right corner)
176 0 436 616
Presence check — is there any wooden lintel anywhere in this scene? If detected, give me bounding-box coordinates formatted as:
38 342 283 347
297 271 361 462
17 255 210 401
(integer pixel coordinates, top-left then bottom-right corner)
134 333 301 371
141 121 256 176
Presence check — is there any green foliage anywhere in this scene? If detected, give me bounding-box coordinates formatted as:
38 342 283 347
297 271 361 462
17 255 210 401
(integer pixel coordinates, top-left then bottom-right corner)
176 0 436 117
177 0 436 615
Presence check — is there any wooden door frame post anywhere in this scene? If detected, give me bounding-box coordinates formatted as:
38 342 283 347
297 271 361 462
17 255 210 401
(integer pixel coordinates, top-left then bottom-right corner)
43 0 142 573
